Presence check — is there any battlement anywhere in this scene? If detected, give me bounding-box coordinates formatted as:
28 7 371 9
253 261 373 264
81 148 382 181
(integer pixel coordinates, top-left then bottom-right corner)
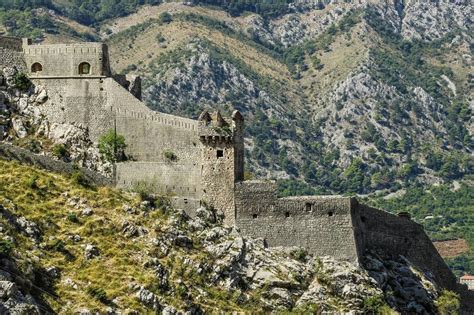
197 110 241 141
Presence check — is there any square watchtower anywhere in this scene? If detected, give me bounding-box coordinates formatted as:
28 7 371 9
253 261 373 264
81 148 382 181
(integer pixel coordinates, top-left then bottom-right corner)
198 110 244 225
22 39 111 77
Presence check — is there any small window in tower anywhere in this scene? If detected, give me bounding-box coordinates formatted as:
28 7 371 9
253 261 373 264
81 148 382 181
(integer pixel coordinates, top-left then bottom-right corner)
31 62 42 73
252 214 258 219
216 150 224 158
305 203 312 212
78 62 91 75
328 211 334 217
285 212 290 218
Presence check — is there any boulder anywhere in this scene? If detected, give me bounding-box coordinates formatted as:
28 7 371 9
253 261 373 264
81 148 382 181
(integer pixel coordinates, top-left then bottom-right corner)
84 244 100 260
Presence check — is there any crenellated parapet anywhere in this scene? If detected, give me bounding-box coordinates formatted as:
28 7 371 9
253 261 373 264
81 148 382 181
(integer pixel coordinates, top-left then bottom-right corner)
198 110 242 144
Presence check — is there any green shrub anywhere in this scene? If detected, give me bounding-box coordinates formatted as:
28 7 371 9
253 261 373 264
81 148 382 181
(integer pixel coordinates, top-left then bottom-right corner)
158 12 172 24
0 240 14 258
98 129 127 163
130 180 156 202
71 166 89 187
26 139 41 153
163 149 177 162
156 32 166 43
52 144 68 159
67 213 79 223
155 195 171 210
86 286 108 303
293 303 320 313
50 239 66 252
26 174 39 189
362 295 391 314
436 290 460 315
13 72 31 90
290 248 308 262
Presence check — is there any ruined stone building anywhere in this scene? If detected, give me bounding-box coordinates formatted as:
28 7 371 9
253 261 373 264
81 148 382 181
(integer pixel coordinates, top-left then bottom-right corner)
0 36 462 293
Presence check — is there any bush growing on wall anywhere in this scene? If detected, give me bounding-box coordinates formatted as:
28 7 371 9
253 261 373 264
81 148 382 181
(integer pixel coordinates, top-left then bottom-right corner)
163 149 177 162
98 129 127 163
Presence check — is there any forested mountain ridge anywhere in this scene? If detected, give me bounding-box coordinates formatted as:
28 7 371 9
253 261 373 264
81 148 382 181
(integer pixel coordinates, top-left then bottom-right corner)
0 0 473 274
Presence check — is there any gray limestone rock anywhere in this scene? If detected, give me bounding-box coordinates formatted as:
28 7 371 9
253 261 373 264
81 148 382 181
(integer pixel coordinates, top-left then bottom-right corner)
84 244 100 260
0 281 18 299
81 208 94 216
135 287 161 311
11 117 27 138
122 221 148 238
15 216 41 242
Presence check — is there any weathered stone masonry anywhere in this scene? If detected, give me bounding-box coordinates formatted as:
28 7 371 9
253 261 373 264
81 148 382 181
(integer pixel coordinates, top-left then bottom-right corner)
0 36 463 295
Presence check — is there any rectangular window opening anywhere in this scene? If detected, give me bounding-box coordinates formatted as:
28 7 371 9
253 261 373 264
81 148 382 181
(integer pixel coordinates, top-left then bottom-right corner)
216 150 224 158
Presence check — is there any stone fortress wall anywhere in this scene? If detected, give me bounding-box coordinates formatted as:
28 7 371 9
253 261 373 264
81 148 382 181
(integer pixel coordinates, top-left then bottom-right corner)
23 40 110 77
0 36 26 72
0 36 466 299
235 180 458 291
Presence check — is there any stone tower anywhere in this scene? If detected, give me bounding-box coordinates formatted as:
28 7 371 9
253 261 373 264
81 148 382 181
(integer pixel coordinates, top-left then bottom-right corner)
198 110 244 225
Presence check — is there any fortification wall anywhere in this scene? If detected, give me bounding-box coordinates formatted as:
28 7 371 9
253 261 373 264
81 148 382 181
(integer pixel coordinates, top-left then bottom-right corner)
32 77 114 141
23 42 110 76
0 37 26 71
115 162 202 197
105 79 201 162
354 204 458 290
235 181 360 261
105 79 205 202
0 143 112 186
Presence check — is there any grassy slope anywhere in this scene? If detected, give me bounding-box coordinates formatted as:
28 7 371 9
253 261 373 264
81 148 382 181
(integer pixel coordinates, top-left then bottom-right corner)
0 159 156 311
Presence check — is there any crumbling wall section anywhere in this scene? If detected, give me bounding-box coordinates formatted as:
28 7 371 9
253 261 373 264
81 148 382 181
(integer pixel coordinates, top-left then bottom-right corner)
0 36 26 71
235 181 360 261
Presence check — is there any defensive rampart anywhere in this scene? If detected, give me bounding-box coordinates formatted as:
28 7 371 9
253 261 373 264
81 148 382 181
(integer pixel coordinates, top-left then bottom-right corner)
354 203 458 291
235 181 360 261
234 180 460 293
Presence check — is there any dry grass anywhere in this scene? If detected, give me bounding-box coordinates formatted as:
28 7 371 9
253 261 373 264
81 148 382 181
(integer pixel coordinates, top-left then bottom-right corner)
0 159 157 312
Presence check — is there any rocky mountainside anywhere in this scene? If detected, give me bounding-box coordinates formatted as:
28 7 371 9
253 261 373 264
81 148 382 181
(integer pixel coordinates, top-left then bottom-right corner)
0 159 464 313
103 1 472 195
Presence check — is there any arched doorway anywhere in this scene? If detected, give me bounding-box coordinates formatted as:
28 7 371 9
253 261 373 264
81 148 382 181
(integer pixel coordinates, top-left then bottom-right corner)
31 62 43 73
78 62 91 75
